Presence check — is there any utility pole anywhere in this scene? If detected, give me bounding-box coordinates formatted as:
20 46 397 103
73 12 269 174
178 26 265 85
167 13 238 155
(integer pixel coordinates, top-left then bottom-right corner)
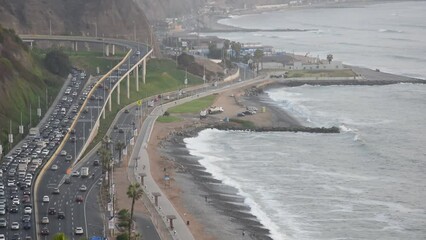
49 19 52 35
133 21 136 41
19 112 24 134
45 88 48 110
95 22 98 38
29 103 32 128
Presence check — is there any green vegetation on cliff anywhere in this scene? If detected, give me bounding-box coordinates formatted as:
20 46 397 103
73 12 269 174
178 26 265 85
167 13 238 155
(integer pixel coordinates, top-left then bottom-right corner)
0 25 64 153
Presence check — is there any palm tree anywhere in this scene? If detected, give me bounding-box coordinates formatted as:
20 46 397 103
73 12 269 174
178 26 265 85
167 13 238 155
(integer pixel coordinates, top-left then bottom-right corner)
99 147 112 174
327 54 333 63
253 49 264 73
53 233 68 240
127 183 144 239
115 141 126 162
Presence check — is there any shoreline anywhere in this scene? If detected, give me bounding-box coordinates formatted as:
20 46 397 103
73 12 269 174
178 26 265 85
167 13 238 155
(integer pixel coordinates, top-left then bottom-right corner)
148 81 343 240
147 73 425 239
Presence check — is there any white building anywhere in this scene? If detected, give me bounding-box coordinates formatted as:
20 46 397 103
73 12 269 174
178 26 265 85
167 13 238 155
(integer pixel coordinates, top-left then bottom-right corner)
284 61 344 70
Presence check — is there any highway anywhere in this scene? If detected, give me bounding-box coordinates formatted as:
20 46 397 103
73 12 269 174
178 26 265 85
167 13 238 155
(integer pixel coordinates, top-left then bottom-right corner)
1 34 255 240
34 41 150 239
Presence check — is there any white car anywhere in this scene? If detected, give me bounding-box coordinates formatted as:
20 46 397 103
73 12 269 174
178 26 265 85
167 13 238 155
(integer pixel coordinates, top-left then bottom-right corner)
79 185 87 192
25 179 32 187
71 171 80 177
75 227 84 235
0 234 5 240
0 208 5 215
26 173 33 179
51 164 58 171
42 149 50 155
60 150 67 156
12 198 19 205
24 206 32 214
42 195 49 203
11 222 19 230
41 217 49 224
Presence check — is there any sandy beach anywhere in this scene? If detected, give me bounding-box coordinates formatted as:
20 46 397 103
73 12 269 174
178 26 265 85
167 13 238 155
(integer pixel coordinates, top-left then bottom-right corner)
143 82 299 240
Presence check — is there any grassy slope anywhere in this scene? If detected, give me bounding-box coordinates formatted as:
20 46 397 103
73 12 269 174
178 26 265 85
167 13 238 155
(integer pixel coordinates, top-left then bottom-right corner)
0 30 64 151
83 58 204 156
168 95 217 114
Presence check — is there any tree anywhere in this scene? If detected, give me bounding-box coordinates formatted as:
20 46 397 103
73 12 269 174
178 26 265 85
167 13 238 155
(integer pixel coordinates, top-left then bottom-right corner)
127 183 144 240
115 141 126 162
53 233 68 240
327 54 333 63
177 53 195 68
231 41 242 60
253 49 264 73
99 147 112 174
44 49 71 77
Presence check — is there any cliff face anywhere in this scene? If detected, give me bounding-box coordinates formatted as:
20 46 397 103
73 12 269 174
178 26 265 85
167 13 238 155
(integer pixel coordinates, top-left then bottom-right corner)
0 25 63 146
135 0 206 21
0 0 152 41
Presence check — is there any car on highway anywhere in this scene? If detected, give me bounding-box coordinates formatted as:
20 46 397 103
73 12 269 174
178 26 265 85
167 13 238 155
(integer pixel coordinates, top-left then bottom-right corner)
52 188 60 194
10 221 19 230
61 150 67 156
58 212 65 219
0 190 3 196
75 227 84 235
22 215 31 222
64 178 71 184
75 195 83 203
12 198 19 205
71 170 80 177
10 205 18 213
23 221 31 230
93 159 100 166
48 208 56 215
0 208 5 215
41 227 49 235
41 217 49 224
79 184 87 191
42 195 50 203
51 164 58 171
0 234 4 240
0 218 6 228
66 154 73 161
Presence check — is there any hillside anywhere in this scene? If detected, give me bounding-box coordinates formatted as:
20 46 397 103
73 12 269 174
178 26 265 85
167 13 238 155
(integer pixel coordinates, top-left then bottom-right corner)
0 25 63 151
0 0 152 42
135 0 206 21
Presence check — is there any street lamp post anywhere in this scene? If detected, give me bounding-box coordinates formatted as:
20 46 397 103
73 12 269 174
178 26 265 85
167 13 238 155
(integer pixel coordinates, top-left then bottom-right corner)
133 21 136 41
95 22 98 38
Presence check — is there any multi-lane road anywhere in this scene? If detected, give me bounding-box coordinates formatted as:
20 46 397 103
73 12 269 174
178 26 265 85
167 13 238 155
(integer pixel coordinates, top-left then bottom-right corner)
1 35 256 240
34 42 149 238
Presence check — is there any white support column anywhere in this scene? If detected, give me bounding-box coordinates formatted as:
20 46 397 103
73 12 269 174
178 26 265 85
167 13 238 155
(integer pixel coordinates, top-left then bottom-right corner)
75 42 78 51
117 82 120 105
105 44 110 56
142 58 146 84
103 108 106 119
135 66 139 92
112 44 115 56
127 73 130 99
30 41 33 50
108 96 112 111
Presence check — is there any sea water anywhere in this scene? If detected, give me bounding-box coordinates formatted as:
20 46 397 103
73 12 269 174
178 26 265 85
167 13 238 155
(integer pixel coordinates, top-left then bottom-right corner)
185 84 426 240
207 1 426 80
185 2 426 239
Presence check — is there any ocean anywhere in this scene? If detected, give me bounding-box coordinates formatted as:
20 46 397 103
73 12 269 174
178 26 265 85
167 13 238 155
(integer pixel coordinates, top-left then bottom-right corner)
208 1 426 80
184 1 426 240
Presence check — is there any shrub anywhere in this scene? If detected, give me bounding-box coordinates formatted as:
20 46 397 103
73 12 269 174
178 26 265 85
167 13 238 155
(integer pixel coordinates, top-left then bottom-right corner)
44 49 71 77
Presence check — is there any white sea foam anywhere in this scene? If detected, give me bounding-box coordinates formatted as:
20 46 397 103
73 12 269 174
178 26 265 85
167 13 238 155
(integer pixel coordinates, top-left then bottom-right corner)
185 129 287 239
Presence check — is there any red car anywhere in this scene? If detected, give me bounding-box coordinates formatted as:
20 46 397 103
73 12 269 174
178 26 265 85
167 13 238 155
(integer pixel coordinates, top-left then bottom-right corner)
75 195 83 203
